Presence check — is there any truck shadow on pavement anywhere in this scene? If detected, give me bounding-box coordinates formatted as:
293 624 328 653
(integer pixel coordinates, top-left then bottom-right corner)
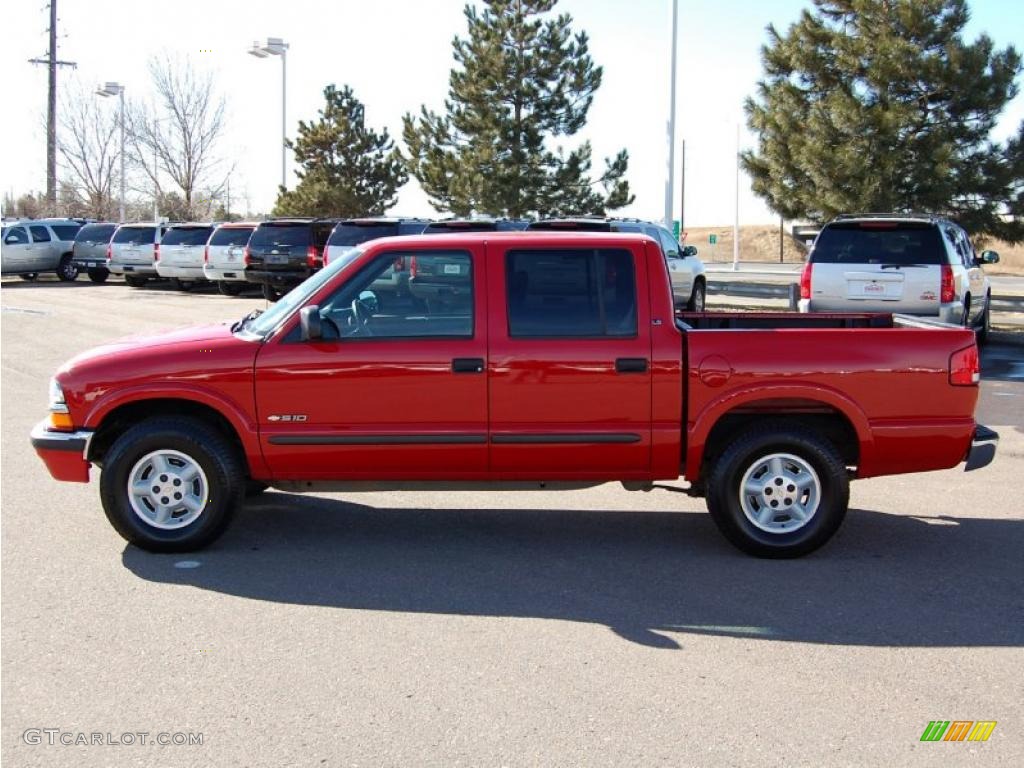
122 496 1024 650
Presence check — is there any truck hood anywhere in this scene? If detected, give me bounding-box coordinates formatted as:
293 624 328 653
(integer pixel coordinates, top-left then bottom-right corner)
62 323 241 369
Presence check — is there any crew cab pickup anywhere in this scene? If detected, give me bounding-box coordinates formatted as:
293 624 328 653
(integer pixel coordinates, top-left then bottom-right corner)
30 232 998 557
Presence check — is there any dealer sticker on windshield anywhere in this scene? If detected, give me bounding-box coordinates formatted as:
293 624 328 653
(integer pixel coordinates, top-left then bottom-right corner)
444 264 461 275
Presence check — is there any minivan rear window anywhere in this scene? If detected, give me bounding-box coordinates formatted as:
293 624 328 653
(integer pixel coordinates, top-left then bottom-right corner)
113 227 156 245
249 224 309 248
162 226 215 246
811 222 944 265
75 224 117 243
209 226 255 247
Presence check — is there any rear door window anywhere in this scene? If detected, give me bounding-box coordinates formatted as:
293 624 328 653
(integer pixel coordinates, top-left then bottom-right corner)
209 227 254 247
75 224 116 243
810 222 944 266
161 227 215 246
506 248 637 338
113 227 156 245
250 224 310 248
29 226 52 243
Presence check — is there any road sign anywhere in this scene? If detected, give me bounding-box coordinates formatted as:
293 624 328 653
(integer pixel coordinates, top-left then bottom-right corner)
709 234 717 245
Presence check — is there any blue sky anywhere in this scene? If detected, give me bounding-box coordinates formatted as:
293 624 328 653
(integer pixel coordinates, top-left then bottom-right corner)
3 0 1022 226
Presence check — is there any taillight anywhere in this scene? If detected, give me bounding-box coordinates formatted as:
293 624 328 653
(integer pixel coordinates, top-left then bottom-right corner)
306 245 322 269
799 262 813 299
153 243 160 262
203 246 209 264
393 256 404 272
105 244 112 264
949 345 980 386
940 264 955 303
409 255 417 277
243 246 251 266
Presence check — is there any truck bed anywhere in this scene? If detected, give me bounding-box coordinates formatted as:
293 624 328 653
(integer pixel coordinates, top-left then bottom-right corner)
677 311 894 330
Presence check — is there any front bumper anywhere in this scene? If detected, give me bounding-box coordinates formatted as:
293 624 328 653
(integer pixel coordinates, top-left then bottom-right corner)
30 419 93 482
965 425 998 471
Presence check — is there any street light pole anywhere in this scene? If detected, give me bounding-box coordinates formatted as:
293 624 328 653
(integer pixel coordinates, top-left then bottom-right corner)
96 82 126 221
249 37 290 190
664 0 678 230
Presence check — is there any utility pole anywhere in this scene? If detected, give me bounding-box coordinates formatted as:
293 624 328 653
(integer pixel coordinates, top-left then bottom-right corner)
29 1 76 214
664 0 678 230
680 139 686 236
732 123 740 271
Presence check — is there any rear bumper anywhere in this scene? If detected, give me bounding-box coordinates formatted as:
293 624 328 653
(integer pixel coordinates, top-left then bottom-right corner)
245 268 312 287
109 263 157 276
204 266 247 282
72 258 108 270
800 298 967 324
965 425 998 472
30 420 93 483
156 265 207 280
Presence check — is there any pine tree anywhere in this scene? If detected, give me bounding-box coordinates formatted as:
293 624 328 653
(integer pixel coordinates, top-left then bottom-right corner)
274 85 408 217
403 0 633 218
743 0 1024 241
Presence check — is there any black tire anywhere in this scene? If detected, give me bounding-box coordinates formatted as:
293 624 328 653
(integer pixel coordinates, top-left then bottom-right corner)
705 421 849 558
124 275 148 288
19 273 39 281
262 283 281 302
56 254 79 282
218 280 244 296
975 294 991 345
99 417 245 552
169 278 192 292
686 279 706 312
87 268 109 284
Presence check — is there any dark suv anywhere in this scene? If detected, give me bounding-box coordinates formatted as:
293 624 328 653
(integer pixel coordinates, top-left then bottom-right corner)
527 217 707 311
245 218 340 301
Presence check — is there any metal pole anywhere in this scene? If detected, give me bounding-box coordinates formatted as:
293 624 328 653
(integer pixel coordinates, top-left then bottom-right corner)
153 139 158 221
664 0 678 230
46 0 57 212
118 88 125 222
779 214 784 263
281 49 287 190
732 123 740 271
680 138 686 235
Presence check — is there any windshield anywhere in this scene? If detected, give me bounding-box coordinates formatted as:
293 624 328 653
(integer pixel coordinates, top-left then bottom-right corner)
249 223 309 248
75 224 117 242
162 226 214 246
210 226 254 247
811 222 944 265
243 247 365 337
113 226 156 245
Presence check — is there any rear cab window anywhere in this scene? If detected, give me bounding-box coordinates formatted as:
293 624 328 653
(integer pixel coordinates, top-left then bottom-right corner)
505 248 638 338
811 222 944 266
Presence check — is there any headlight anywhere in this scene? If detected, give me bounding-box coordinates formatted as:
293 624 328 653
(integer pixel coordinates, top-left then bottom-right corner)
48 377 69 413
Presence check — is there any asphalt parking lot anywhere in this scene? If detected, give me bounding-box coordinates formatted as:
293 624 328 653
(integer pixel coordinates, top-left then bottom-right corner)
2 277 1023 767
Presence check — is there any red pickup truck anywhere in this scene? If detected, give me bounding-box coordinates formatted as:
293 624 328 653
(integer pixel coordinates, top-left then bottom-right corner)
30 232 997 557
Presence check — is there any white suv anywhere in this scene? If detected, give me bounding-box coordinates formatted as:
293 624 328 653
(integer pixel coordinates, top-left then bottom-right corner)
156 223 216 290
204 222 257 296
799 214 999 342
108 223 170 287
1 218 84 281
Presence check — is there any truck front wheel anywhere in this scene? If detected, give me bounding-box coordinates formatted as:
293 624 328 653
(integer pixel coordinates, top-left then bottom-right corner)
705 423 849 558
99 417 244 552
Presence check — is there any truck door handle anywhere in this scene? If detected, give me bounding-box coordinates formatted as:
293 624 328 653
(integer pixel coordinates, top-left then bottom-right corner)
615 358 648 373
451 358 485 374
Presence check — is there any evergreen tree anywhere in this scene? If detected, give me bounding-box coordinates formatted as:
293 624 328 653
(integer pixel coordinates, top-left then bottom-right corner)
274 85 408 217
403 0 633 218
743 0 1024 241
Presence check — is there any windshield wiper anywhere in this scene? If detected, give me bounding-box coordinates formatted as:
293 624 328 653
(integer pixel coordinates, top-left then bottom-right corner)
231 309 263 333
880 263 930 269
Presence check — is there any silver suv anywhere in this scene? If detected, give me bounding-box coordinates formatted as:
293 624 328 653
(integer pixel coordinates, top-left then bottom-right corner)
799 214 999 342
1 218 84 281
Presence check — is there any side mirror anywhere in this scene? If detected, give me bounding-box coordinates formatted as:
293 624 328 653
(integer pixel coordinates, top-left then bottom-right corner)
4 236 18 245
682 245 698 258
979 250 1000 265
299 305 322 341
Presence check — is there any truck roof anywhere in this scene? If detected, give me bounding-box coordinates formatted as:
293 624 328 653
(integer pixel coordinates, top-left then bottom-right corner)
358 231 658 249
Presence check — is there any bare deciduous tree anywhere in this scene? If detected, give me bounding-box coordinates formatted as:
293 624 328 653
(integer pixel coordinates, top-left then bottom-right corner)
128 55 231 220
57 80 120 219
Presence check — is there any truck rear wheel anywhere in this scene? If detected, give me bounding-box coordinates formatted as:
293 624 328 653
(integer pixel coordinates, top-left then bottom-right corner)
705 422 849 558
262 283 282 302
124 275 147 288
87 268 109 284
99 417 244 552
